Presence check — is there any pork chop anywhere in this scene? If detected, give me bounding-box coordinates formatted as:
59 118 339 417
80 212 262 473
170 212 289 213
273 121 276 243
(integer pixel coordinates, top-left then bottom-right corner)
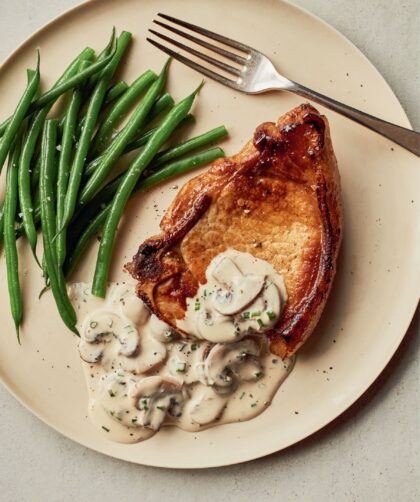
126 104 343 358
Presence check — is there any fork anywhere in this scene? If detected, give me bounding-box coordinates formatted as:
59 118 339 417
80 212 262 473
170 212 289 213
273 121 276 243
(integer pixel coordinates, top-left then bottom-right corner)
148 13 420 157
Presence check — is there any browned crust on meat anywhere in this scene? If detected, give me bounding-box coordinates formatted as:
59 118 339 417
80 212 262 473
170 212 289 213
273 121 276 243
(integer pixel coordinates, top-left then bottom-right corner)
127 104 343 358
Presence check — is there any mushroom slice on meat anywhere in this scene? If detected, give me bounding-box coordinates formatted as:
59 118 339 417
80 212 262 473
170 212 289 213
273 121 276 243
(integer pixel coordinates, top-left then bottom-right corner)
211 257 265 316
200 338 262 392
130 376 187 431
79 311 139 363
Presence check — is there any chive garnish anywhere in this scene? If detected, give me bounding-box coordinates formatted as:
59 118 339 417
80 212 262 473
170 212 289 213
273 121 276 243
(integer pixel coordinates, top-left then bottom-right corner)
266 310 276 321
256 318 265 328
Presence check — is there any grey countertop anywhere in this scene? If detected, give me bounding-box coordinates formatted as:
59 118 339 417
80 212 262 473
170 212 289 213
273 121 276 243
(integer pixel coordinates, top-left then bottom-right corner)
0 1 418 501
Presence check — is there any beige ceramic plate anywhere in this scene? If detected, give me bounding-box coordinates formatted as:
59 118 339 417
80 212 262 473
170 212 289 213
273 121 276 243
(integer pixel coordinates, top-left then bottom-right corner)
0 0 418 468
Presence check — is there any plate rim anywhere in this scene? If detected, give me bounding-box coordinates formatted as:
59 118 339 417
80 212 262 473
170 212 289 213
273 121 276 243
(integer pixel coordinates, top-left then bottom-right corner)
0 0 418 468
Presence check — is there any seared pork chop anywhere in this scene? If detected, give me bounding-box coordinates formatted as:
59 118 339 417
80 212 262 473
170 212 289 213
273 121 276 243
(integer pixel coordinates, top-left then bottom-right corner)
126 104 343 358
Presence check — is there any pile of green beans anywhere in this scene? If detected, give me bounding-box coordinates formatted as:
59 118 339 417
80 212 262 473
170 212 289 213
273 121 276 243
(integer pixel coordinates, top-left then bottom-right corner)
0 29 228 340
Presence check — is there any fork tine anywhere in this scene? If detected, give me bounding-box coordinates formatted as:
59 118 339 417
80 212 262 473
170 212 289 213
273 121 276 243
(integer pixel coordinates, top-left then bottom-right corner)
157 13 254 55
153 20 248 65
146 38 241 90
149 29 243 77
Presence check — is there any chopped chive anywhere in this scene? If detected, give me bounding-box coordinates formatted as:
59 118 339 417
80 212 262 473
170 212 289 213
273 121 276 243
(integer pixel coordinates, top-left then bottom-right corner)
256 318 265 328
175 362 186 373
266 310 276 321
102 426 110 432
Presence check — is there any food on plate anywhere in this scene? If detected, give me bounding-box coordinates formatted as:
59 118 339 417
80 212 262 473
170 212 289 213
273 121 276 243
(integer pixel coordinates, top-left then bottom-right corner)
0 26 342 445
128 104 343 358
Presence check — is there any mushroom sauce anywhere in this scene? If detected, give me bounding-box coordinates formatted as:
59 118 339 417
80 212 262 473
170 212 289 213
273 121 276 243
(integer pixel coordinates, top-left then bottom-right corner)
70 250 294 444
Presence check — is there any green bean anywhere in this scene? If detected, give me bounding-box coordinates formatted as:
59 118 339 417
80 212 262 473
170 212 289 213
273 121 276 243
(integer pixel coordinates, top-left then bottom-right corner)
58 61 93 132
56 61 90 268
92 83 202 298
90 70 158 156
0 200 4 246
140 147 225 189
86 28 115 91
0 54 40 174
60 31 132 231
154 125 228 166
39 119 78 334
4 136 23 341
65 146 223 279
0 47 94 138
26 69 37 93
104 80 129 105
79 60 170 206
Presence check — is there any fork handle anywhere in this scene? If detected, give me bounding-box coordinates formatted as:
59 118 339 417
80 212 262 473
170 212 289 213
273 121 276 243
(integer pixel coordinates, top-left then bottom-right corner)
287 81 420 156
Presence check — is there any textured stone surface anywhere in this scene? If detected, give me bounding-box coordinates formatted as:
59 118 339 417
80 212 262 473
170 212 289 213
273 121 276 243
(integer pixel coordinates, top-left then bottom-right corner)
0 1 418 501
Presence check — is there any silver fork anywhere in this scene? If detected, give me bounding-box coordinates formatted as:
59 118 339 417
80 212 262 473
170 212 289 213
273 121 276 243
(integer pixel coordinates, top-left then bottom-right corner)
148 13 420 157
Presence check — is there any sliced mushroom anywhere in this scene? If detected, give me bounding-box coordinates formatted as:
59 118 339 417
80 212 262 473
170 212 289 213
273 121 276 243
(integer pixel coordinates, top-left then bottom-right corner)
98 371 140 428
201 338 262 391
188 387 228 425
149 315 177 343
120 294 150 326
211 258 265 315
79 311 139 363
130 376 186 431
78 342 105 364
196 309 238 342
116 335 167 375
231 357 263 381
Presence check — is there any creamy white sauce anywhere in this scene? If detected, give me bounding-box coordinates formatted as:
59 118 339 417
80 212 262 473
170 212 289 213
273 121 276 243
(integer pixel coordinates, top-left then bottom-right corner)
70 251 293 444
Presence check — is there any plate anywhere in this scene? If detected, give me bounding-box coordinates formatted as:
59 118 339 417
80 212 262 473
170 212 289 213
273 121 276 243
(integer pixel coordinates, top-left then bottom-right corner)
0 0 418 468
